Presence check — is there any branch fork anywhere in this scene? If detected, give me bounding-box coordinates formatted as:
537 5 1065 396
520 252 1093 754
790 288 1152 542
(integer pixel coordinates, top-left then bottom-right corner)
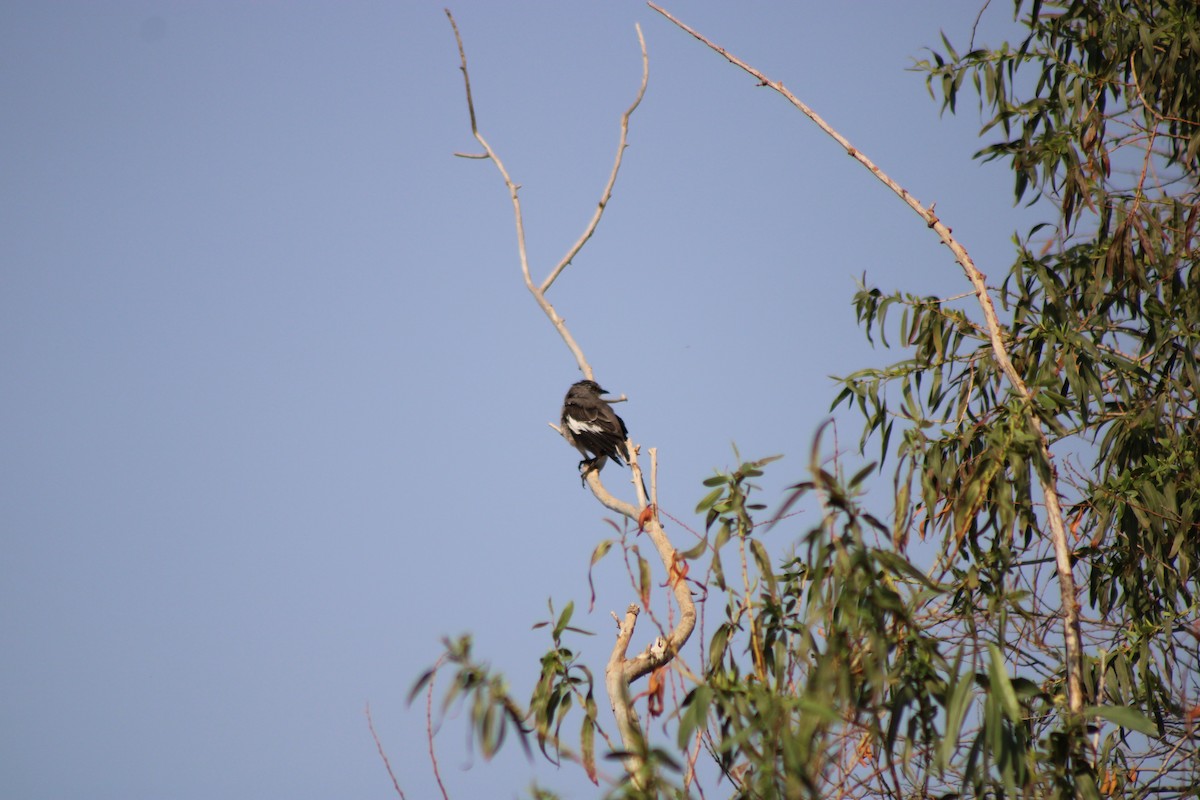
446 9 695 784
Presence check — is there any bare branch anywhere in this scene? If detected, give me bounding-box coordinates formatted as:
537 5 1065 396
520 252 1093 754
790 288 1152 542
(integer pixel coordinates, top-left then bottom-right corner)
445 8 591 374
649 1 1084 715
447 9 697 786
606 604 645 780
541 25 650 294
583 450 697 679
585 447 696 782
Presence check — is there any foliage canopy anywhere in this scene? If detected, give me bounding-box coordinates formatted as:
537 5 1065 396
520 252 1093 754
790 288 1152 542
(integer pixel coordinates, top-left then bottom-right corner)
420 2 1200 798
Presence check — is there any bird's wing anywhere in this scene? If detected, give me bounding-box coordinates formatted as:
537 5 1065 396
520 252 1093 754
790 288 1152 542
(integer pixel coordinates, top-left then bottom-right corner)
563 397 618 453
564 400 621 436
561 385 632 466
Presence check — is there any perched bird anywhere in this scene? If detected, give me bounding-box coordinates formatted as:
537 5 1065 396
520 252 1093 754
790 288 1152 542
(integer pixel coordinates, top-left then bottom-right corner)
560 380 630 473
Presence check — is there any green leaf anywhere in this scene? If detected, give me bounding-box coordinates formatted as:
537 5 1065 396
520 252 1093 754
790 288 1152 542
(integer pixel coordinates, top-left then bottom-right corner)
552 601 574 640
581 691 598 784
695 486 725 513
677 685 712 749
708 625 730 672
678 534 709 561
711 546 727 591
1083 704 1159 737
408 667 436 705
713 519 732 551
794 698 842 723
589 539 613 566
873 549 947 592
848 462 877 489
987 643 1022 724
587 540 613 611
749 538 777 596
940 661 974 773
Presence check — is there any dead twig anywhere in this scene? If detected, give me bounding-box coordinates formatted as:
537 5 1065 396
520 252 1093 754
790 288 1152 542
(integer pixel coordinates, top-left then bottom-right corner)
445 9 648 378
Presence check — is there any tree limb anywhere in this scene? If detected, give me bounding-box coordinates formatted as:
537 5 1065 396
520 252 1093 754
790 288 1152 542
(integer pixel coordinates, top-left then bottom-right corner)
588 445 697 784
606 603 645 779
542 26 648 295
446 9 648 378
648 1 1085 716
446 8 696 784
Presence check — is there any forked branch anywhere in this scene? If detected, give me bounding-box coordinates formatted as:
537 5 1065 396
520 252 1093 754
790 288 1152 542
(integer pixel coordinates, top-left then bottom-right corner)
445 9 695 785
542 33 648 293
649 2 1084 716
445 9 648 379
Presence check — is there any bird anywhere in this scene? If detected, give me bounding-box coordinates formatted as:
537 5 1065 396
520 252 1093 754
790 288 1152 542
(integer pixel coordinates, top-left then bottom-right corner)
560 380 631 475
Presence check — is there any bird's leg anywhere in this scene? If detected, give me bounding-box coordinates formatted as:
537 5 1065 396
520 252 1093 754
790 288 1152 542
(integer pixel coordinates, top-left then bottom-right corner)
577 455 608 487
578 457 598 486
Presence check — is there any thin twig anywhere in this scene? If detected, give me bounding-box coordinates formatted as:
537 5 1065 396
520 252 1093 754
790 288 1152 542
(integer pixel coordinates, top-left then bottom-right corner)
425 658 451 800
541 25 650 294
366 703 407 799
446 10 650 378
648 1 1085 716
445 9 590 374
968 0 993 52
649 447 659 515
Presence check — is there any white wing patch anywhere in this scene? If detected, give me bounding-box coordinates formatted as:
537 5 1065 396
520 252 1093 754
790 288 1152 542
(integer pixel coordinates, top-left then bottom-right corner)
566 417 604 434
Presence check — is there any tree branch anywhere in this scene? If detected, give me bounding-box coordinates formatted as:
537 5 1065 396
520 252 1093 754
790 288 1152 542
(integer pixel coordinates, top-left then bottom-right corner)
541 25 649 295
592 446 697 786
586 447 696 679
606 604 645 779
648 1 1085 716
446 9 648 377
446 8 696 785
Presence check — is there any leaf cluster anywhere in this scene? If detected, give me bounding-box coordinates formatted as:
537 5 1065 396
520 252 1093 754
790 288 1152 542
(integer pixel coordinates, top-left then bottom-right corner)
674 440 1165 799
813 0 1200 793
409 3 1200 797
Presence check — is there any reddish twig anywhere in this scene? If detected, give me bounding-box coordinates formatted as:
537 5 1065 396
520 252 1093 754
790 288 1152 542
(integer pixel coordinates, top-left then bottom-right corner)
366 703 407 799
425 657 451 800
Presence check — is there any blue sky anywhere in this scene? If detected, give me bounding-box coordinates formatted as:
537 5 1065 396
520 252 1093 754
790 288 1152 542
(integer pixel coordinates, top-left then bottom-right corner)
2 2 1040 798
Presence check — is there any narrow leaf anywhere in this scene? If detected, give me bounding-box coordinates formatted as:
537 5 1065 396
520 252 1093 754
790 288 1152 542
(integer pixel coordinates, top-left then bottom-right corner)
581 692 599 784
987 643 1022 724
1083 705 1159 737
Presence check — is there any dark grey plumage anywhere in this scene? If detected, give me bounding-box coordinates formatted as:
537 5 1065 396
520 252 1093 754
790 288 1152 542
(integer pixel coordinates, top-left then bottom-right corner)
560 380 630 472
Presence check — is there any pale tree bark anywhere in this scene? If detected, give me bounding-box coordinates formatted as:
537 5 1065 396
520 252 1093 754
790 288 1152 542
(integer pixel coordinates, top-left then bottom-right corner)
648 2 1085 717
446 10 697 787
